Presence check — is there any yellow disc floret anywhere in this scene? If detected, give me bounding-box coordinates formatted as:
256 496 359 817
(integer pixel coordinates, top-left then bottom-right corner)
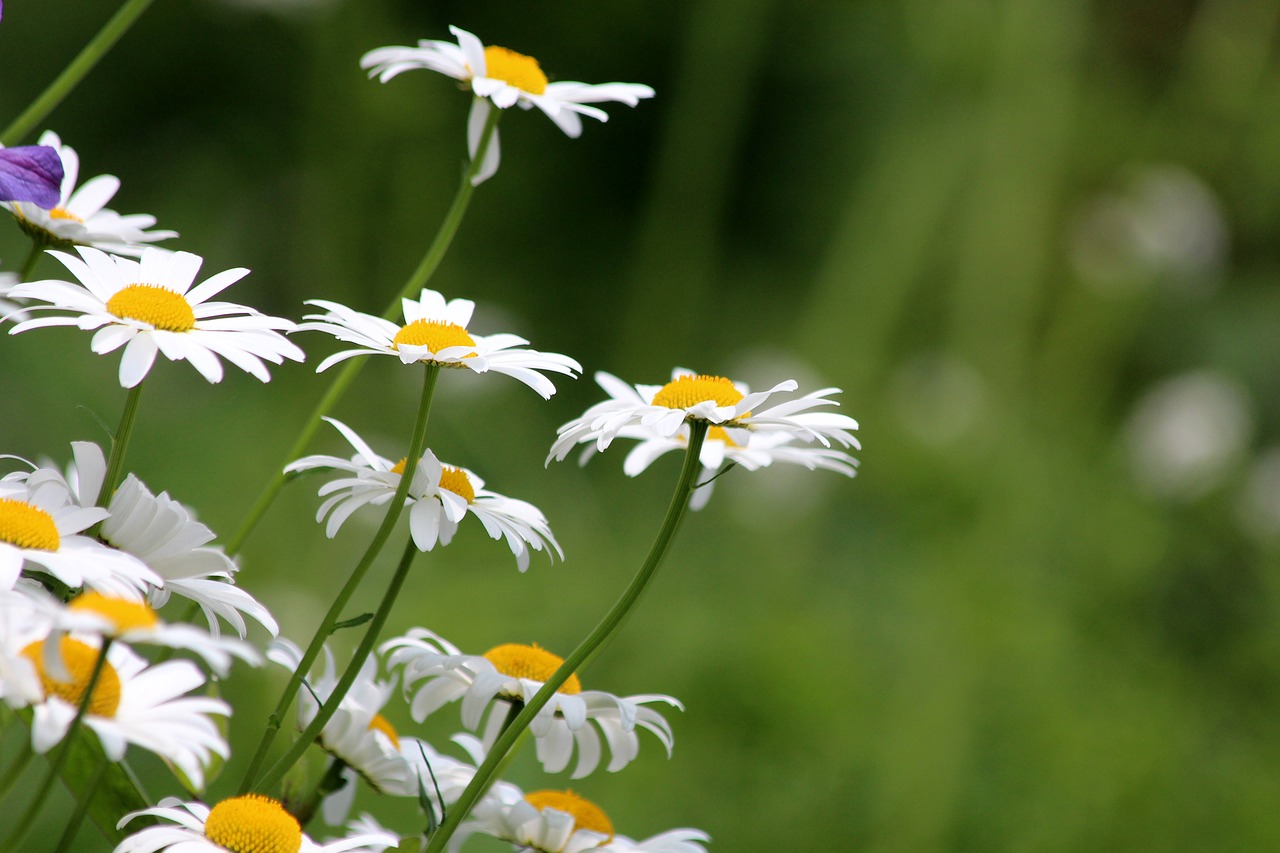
651 374 744 410
22 637 122 718
204 794 303 853
368 713 400 749
392 319 477 361
708 426 741 448
49 207 84 223
106 284 196 332
69 592 159 635
483 643 582 694
524 789 614 839
438 466 475 503
483 45 548 95
0 497 60 551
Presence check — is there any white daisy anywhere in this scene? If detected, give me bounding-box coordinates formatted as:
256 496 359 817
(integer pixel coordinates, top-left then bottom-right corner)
548 368 861 465
298 288 580 399
3 130 177 255
8 246 305 388
0 588 44 708
382 628 681 778
16 630 229 788
361 26 655 185
114 794 400 853
286 418 562 571
65 441 278 638
457 785 710 853
0 459 158 595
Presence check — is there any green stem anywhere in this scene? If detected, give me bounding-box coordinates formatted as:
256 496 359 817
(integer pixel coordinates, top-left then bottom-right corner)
254 532 421 793
1 0 161 146
96 382 144 508
18 243 43 282
0 736 34 803
238 365 440 792
1 638 114 849
422 422 709 853
225 106 500 556
52 754 108 853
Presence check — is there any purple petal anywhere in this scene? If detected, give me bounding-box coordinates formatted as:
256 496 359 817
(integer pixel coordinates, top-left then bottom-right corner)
0 146 64 208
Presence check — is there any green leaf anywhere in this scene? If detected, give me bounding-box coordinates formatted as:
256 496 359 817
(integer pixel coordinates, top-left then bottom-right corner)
60 731 152 842
332 613 373 632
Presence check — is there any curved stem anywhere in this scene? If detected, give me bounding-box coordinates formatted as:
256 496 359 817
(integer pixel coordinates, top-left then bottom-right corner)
226 108 501 556
1 0 161 146
254 532 420 793
96 383 144 508
423 422 709 853
1 637 114 849
52 754 108 853
18 243 43 282
238 365 440 792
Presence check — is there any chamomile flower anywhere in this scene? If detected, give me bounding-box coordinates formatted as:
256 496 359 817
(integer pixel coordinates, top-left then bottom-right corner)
548 368 861 464
16 631 229 787
457 785 710 853
0 460 158 595
0 588 43 708
286 418 561 571
3 131 177 255
65 441 278 638
298 288 580 399
8 246 305 387
361 26 654 185
115 795 400 853
382 628 681 778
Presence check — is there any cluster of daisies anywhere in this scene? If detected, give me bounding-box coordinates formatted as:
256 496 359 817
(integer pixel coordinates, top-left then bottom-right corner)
0 22 860 853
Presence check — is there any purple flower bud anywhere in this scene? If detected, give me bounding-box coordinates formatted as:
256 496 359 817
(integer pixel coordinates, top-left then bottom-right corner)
0 145 65 208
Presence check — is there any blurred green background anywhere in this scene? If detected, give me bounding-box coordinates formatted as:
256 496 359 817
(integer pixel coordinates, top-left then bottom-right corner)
4 0 1280 849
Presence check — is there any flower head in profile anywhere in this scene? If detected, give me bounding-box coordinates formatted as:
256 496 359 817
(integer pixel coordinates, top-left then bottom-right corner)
456 783 711 853
548 369 861 471
8 246 305 388
361 26 654 184
0 143 63 207
115 795 400 853
3 130 176 255
383 628 680 778
286 419 561 571
298 288 579 398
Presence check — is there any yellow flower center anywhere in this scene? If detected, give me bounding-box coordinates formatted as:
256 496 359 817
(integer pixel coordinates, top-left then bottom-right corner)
651 374 744 410
524 790 614 840
105 284 196 332
49 207 83 223
203 795 303 853
368 713 400 749
22 637 122 717
483 643 581 694
438 466 475 503
483 45 548 95
0 497 60 551
392 319 477 361
69 592 159 634
708 425 741 447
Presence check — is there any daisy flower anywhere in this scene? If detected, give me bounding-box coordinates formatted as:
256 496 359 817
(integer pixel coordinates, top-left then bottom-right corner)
15 630 229 788
65 441 278 638
0 143 63 207
3 130 177 255
382 628 681 778
0 588 43 708
361 26 655 185
298 288 580 399
114 794 400 853
8 245 305 388
457 784 711 853
0 459 158 595
548 368 861 465
286 418 562 571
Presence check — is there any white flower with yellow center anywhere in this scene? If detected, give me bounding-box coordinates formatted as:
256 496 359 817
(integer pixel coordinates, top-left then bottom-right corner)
0 588 44 708
114 794 400 853
361 26 655 185
0 462 158 595
64 441 278 638
3 130 178 255
298 288 580 398
382 628 680 778
286 418 561 571
457 785 710 853
548 369 861 465
8 246 305 388
15 630 229 787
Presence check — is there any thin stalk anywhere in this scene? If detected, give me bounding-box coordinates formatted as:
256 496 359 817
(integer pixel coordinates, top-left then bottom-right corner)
0 737 34 802
422 422 709 853
51 754 108 853
95 383 144 508
1 637 114 849
226 107 501 556
237 365 440 792
1 0 161 146
254 533 420 793
18 243 43 282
